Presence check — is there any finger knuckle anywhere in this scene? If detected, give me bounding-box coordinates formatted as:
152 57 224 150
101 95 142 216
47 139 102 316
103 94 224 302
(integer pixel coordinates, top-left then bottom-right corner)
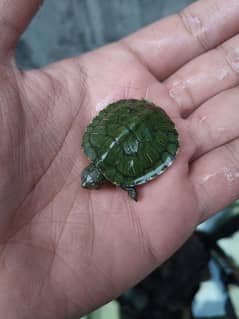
166 75 195 117
179 10 211 51
218 43 239 77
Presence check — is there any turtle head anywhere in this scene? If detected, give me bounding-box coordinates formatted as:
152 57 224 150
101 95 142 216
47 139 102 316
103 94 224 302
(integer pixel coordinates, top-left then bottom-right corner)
81 163 105 189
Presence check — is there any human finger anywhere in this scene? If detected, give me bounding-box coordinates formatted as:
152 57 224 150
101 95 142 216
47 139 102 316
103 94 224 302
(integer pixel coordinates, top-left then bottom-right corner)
0 0 43 54
165 34 239 117
190 138 239 220
123 0 239 80
188 87 239 159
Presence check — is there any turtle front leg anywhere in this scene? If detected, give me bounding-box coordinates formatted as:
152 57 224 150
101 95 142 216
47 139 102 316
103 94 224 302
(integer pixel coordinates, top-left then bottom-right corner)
122 187 138 201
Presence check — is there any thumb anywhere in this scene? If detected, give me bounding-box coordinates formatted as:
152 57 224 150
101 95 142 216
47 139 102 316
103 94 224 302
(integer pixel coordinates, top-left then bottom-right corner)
0 0 43 55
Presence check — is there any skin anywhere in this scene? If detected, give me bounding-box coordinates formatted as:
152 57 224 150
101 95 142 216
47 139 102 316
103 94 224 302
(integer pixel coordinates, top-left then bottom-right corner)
1 0 239 317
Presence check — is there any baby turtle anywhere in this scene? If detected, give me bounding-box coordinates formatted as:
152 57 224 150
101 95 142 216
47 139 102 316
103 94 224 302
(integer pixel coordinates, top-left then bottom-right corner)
81 99 179 201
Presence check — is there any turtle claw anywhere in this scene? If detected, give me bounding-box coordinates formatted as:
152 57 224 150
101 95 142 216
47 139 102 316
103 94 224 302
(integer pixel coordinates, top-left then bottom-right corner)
124 187 138 201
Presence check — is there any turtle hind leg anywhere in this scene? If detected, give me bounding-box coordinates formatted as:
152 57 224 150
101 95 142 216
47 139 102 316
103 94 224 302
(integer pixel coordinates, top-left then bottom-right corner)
122 187 138 201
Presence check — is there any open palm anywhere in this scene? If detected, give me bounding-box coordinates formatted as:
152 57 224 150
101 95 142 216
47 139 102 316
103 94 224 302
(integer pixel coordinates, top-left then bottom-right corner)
1 0 239 318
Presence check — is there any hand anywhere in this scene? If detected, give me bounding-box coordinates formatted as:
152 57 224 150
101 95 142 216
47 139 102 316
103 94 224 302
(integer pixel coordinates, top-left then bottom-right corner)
1 0 239 318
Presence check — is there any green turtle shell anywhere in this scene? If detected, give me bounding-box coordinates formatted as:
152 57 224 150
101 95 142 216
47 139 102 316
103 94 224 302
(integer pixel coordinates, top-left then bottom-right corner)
82 99 179 187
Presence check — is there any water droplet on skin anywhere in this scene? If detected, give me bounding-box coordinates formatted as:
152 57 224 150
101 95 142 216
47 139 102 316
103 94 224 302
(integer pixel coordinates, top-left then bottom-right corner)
200 167 239 184
227 48 239 73
95 91 128 112
199 115 207 122
222 167 237 183
183 14 205 37
217 68 229 81
169 81 187 107
201 172 217 183
169 74 207 106
96 97 115 112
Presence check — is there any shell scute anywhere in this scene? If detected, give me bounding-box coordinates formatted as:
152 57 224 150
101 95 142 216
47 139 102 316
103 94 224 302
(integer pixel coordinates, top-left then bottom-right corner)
167 143 178 156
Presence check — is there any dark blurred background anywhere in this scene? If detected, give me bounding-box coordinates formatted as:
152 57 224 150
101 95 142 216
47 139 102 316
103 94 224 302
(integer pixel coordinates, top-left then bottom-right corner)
16 0 195 69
